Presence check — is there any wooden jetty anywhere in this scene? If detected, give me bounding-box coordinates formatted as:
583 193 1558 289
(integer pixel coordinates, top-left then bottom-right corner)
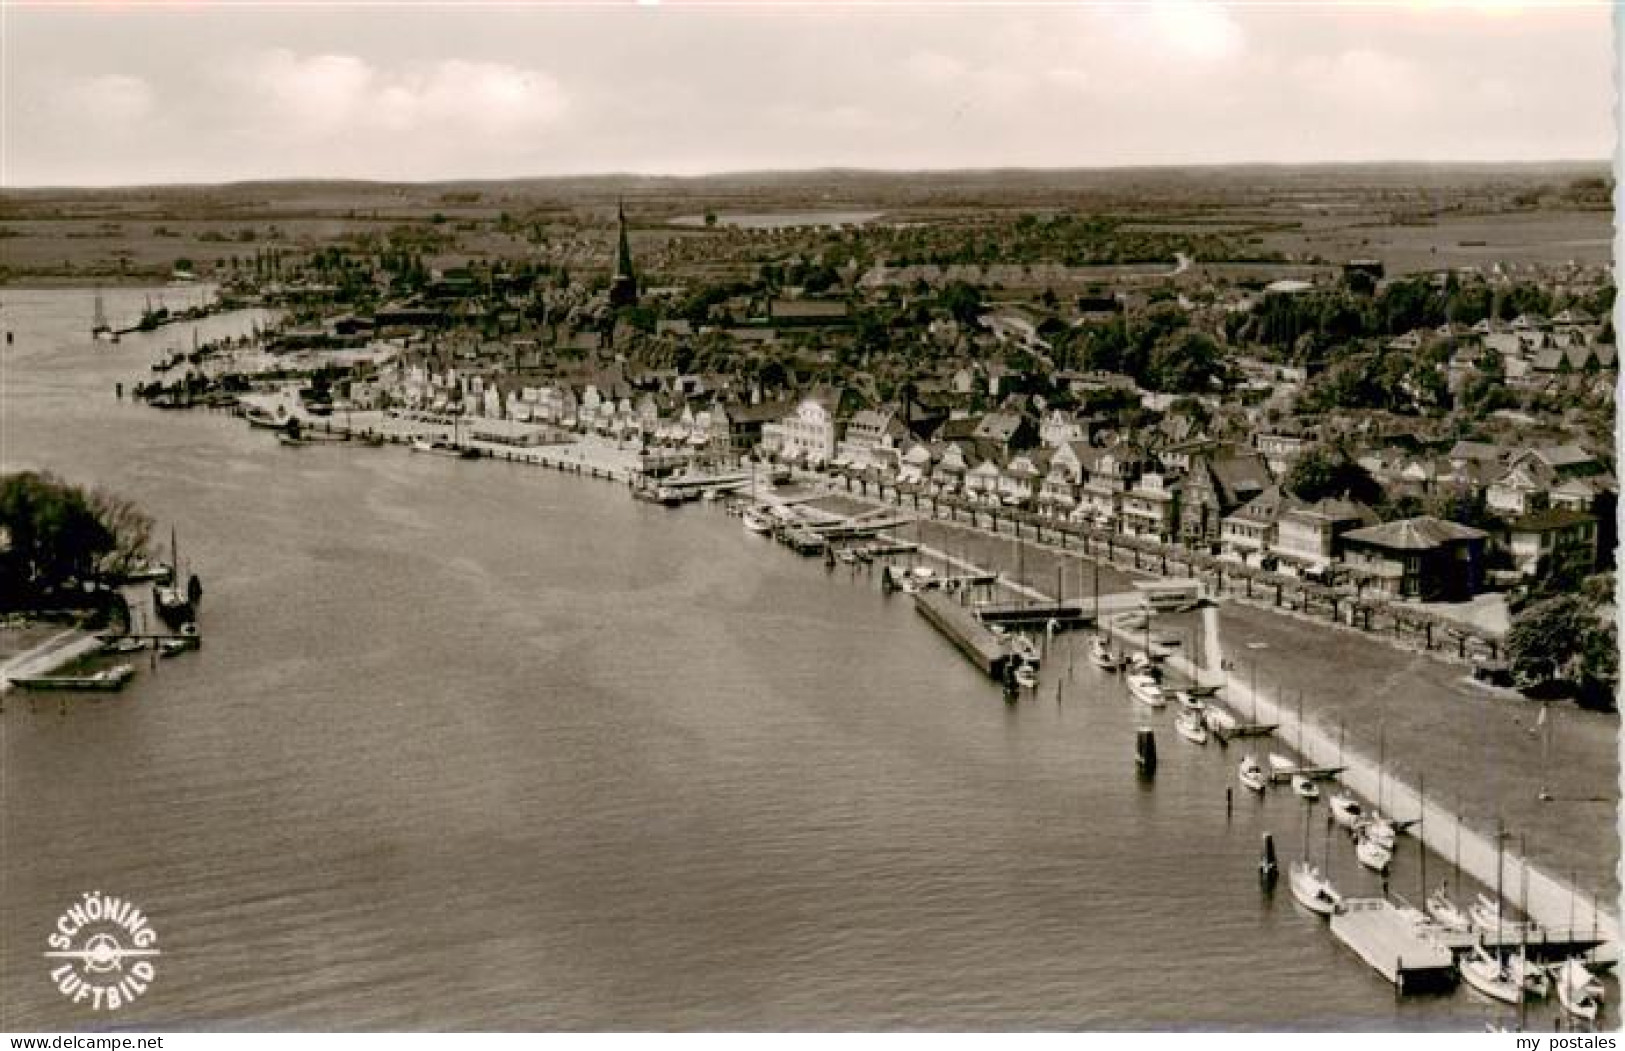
975 600 1091 629
1329 899 1457 992
862 541 919 558
1267 764 1347 785
1211 723 1279 744
1430 925 1606 963
814 513 914 540
777 525 828 556
8 664 135 692
914 590 1012 681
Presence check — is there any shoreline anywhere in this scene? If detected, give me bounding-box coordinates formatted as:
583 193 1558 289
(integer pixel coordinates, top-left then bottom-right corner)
0 627 102 695
165 401 1625 946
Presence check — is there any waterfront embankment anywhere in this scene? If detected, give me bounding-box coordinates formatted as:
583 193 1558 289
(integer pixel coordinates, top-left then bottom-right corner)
0 628 101 695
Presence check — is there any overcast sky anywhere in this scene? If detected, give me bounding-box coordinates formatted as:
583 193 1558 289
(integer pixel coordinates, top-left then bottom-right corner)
1 1 1614 186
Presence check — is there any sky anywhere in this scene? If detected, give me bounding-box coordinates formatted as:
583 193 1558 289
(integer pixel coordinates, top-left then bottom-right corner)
0 1 1616 186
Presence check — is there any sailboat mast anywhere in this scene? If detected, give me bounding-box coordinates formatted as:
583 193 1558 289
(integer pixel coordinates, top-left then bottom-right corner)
1495 821 1505 952
1454 794 1462 895
1419 773 1427 901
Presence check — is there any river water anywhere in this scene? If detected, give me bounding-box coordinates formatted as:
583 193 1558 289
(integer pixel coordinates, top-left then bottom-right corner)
0 288 1598 1030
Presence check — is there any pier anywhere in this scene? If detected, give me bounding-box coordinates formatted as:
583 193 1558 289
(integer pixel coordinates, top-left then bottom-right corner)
973 600 1091 629
1330 899 1458 992
913 589 1013 681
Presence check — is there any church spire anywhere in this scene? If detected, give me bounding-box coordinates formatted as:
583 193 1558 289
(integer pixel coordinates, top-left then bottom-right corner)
609 198 638 308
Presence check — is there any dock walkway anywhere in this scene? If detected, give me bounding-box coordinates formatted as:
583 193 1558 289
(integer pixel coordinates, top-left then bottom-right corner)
1329 898 1457 992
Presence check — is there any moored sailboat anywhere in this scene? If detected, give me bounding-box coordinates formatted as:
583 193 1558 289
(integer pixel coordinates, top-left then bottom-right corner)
1355 828 1392 873
1461 945 1525 1005
1555 958 1604 1022
1126 669 1165 708
1174 709 1208 745
1290 861 1343 916
1239 754 1267 793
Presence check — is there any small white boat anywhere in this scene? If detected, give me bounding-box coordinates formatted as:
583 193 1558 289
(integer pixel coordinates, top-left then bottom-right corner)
1289 860 1342 916
1089 635 1122 672
1363 816 1397 851
1128 651 1159 674
1174 710 1208 745
1461 947 1525 1005
1013 663 1038 690
1355 830 1392 873
1426 886 1473 932
1556 958 1604 1021
1204 705 1237 732
742 507 775 534
1508 951 1551 1000
1239 754 1268 793
1328 790 1364 829
1126 671 1165 708
1268 754 1298 778
1174 690 1206 714
1291 774 1320 801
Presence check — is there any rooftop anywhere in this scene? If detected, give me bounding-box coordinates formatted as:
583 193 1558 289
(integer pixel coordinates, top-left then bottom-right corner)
1342 515 1489 551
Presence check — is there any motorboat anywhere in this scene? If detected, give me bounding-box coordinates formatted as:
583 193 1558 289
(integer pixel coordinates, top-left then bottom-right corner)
1328 790 1364 829
1126 670 1165 708
1289 860 1343 916
1269 754 1298 779
1174 690 1207 714
1204 705 1238 733
1460 946 1524 1005
1426 886 1473 932
1355 829 1392 873
1013 663 1039 690
1239 754 1268 793
1291 774 1321 801
1174 710 1208 745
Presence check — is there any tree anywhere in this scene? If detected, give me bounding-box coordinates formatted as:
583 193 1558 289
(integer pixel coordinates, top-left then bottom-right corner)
1282 445 1383 506
1147 330 1223 394
938 281 984 327
0 472 119 603
1506 594 1593 687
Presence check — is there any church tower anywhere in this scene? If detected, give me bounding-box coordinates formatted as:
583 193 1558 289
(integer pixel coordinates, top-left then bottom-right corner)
608 200 638 309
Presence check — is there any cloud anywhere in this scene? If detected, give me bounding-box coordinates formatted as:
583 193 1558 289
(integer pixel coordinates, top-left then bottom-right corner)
226 49 568 145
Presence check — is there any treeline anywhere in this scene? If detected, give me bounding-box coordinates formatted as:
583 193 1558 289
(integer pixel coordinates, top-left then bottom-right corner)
0 472 153 610
1229 275 1616 361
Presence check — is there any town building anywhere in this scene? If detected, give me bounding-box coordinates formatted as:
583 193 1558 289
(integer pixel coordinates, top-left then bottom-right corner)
1340 516 1489 601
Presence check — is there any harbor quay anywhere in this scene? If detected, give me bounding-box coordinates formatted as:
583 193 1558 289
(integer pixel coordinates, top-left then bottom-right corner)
799 483 1621 949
